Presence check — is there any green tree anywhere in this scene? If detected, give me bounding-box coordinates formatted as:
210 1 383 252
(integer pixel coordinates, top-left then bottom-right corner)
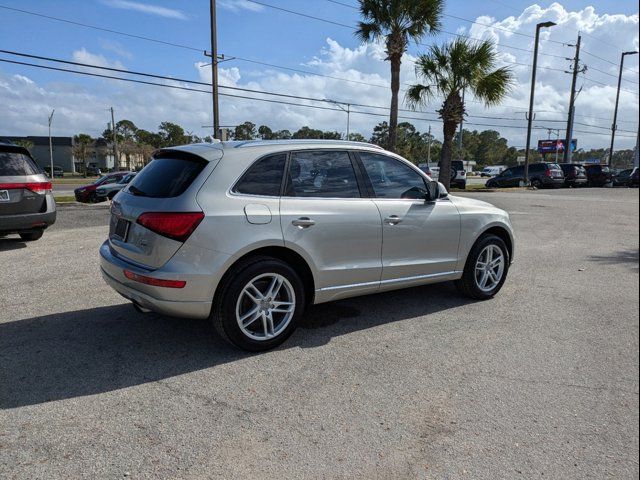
258 125 274 140
13 139 34 151
407 38 514 189
135 129 163 149
233 121 257 140
72 134 94 176
158 122 187 147
356 0 443 153
347 132 367 142
292 126 324 139
273 129 292 140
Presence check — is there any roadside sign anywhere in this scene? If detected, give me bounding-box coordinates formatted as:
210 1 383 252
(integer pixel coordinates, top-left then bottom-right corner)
538 139 577 153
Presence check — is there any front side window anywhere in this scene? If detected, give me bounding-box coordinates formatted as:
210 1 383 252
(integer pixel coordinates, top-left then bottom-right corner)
360 152 426 199
234 153 286 196
286 151 360 198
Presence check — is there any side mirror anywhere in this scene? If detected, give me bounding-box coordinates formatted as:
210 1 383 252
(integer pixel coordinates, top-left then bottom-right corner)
425 180 440 202
438 182 448 198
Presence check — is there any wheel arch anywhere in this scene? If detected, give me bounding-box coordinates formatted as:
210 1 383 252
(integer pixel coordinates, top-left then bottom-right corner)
477 225 514 263
215 245 316 306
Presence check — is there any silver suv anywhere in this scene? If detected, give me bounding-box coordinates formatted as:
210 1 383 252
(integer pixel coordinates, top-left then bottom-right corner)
100 140 514 351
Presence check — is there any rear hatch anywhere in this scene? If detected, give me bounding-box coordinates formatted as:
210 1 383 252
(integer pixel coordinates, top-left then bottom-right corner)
108 147 221 269
548 163 564 179
0 148 50 216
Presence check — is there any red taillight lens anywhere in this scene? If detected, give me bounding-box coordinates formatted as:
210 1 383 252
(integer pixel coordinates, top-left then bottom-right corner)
0 182 52 193
124 270 186 288
545 169 552 177
136 212 204 242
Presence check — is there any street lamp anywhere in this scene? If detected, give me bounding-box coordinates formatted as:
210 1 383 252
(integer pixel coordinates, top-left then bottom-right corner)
48 109 55 179
327 99 351 139
524 20 556 186
608 50 638 167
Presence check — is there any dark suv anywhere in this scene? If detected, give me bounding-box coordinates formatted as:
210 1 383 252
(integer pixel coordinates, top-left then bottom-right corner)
559 163 587 187
486 163 564 188
584 164 612 187
0 142 56 241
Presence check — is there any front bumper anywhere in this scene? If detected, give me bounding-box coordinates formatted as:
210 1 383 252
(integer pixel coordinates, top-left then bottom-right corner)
99 240 231 319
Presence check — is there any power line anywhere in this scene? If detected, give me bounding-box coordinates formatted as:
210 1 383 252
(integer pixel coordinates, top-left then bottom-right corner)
0 4 202 52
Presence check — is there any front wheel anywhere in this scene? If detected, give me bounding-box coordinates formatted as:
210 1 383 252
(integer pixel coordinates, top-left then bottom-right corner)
212 257 305 351
456 234 510 300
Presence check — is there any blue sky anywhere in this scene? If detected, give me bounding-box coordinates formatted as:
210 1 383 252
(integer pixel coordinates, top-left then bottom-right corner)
0 1 638 150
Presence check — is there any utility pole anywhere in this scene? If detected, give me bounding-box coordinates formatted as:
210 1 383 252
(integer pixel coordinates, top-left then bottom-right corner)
633 126 639 168
427 125 432 163
608 50 638 167
209 0 220 140
564 34 586 163
458 88 465 159
47 109 55 179
110 107 119 169
525 21 556 185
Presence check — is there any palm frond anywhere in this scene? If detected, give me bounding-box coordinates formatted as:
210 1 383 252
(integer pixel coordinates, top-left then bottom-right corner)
474 67 514 106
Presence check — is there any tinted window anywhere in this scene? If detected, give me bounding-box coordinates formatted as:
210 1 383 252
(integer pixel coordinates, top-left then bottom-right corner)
360 152 426 199
0 151 40 176
530 163 545 173
234 153 286 196
127 155 206 198
286 151 360 198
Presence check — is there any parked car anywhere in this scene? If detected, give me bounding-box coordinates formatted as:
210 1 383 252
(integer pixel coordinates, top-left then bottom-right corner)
95 172 137 201
43 165 64 178
559 163 588 187
481 166 504 177
612 168 634 187
448 160 467 189
86 165 102 176
583 164 612 187
100 140 514 351
74 172 128 203
418 163 433 177
629 167 639 188
0 141 56 241
486 163 564 188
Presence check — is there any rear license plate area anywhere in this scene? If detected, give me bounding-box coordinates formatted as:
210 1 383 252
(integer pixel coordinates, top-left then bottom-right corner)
113 218 130 241
0 190 9 202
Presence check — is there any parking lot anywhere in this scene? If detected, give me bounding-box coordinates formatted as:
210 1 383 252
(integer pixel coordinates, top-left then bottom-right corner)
1 188 638 479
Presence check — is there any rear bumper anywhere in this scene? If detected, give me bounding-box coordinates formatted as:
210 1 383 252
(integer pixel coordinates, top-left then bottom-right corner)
0 195 56 234
99 240 231 319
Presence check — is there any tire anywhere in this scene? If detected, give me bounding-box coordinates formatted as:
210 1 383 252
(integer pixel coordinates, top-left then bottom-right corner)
455 234 510 300
107 191 116 201
486 180 496 188
212 256 305 351
19 230 44 241
531 178 543 189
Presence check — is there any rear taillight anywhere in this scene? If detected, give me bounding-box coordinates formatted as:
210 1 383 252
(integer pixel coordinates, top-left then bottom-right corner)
545 169 552 178
0 182 52 193
461 171 466 176
136 212 204 242
124 270 186 288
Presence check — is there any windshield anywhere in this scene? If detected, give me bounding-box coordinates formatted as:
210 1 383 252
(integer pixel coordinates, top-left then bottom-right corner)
119 173 135 184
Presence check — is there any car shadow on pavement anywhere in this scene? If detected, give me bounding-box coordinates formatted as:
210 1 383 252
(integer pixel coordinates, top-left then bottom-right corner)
1 283 474 409
0 238 27 252
588 249 639 272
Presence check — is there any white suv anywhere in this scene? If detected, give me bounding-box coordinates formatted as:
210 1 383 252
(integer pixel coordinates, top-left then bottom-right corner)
100 140 514 351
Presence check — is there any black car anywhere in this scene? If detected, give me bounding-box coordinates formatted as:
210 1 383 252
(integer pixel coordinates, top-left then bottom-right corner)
559 163 588 187
0 142 56 241
43 165 64 178
583 164 612 187
612 168 634 187
486 163 564 188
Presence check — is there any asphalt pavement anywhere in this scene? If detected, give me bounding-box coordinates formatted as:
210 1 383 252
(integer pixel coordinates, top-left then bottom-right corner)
1 188 638 479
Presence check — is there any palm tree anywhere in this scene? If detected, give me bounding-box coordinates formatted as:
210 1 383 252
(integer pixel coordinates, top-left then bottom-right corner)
356 0 443 153
407 38 514 189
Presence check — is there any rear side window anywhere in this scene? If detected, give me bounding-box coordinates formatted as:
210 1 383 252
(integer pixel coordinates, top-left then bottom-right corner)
0 151 41 176
360 152 427 199
128 154 206 198
286 151 360 198
530 164 544 173
234 153 286 196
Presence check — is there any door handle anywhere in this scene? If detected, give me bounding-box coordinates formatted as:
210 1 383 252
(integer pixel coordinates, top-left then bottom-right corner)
384 215 402 225
292 217 315 228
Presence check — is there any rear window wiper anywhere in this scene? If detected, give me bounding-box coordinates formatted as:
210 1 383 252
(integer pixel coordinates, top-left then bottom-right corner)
129 185 148 197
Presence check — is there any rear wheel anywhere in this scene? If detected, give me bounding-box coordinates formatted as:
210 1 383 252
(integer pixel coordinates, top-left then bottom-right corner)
212 257 304 351
531 178 543 189
19 230 44 241
456 234 509 300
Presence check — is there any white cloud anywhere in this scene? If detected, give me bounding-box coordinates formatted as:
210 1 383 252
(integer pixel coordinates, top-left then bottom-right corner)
100 0 187 20
0 3 638 151
99 39 134 60
72 48 125 70
218 0 265 13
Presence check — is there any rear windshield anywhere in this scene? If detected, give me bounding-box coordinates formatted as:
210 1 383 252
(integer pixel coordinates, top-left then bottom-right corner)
0 151 41 176
127 155 206 198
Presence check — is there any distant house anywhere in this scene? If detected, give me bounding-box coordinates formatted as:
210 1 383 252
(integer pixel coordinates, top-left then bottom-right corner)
8 136 75 172
6 136 146 172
